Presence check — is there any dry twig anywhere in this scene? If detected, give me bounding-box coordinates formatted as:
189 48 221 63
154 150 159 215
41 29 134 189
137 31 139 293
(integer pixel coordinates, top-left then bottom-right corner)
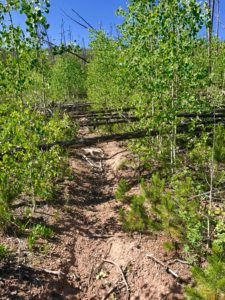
146 254 186 282
103 150 128 160
81 154 101 169
42 268 64 276
167 258 190 265
103 260 130 300
21 265 65 277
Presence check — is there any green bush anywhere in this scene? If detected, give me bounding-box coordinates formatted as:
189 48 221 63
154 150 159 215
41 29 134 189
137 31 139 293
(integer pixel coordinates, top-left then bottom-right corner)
87 30 129 110
0 104 75 228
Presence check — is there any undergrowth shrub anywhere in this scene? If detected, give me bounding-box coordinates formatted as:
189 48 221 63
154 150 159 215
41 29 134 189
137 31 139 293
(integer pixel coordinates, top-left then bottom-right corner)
214 219 225 249
120 168 224 296
120 173 205 253
215 125 225 163
0 244 9 260
0 104 75 229
27 223 53 250
0 204 12 230
186 244 225 300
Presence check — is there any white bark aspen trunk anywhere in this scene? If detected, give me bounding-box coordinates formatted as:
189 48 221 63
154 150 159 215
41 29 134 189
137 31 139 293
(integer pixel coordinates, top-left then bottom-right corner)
171 81 176 173
208 0 215 75
216 0 220 54
208 108 216 248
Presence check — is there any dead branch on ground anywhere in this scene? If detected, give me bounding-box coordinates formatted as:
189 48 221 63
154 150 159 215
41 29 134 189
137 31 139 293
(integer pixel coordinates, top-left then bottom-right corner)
166 258 190 265
146 254 187 283
103 260 130 300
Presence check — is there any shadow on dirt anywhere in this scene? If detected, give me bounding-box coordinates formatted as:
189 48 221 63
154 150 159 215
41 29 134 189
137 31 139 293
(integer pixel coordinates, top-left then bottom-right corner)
161 281 184 299
0 257 79 300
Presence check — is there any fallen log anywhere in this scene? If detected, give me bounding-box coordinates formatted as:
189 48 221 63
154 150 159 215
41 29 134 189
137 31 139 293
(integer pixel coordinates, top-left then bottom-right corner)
57 102 93 110
70 112 132 119
68 107 135 116
67 106 225 116
177 112 225 118
79 116 225 128
71 109 225 120
39 130 148 150
39 119 225 150
80 115 132 121
1 119 225 159
79 117 140 127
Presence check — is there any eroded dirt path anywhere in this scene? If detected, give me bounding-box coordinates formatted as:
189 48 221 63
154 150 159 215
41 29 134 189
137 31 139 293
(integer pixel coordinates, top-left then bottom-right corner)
57 139 189 300
0 136 190 299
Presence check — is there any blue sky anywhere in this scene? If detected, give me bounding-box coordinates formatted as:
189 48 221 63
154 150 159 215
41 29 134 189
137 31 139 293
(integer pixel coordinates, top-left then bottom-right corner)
12 0 225 46
46 0 127 46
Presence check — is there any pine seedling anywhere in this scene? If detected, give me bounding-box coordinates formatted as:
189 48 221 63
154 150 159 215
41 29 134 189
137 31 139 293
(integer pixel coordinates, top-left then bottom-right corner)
115 178 131 201
119 195 149 231
186 243 225 300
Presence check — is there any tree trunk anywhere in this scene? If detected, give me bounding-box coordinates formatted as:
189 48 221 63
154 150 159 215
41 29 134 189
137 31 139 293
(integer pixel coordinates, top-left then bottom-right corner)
208 0 215 75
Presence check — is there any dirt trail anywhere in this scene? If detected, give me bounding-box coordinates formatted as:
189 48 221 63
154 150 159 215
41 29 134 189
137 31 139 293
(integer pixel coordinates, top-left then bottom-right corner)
0 135 190 300
59 139 189 300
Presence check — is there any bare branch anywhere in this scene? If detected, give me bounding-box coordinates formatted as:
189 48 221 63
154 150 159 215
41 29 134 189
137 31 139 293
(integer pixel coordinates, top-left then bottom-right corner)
71 8 95 30
61 9 89 30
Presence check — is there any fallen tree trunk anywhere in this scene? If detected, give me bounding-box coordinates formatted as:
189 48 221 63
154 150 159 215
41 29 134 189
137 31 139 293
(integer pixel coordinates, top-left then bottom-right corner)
177 112 225 118
70 113 132 119
71 109 225 120
1 119 224 158
39 130 148 150
57 103 93 110
39 119 225 150
79 116 225 128
79 117 140 127
68 107 135 116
